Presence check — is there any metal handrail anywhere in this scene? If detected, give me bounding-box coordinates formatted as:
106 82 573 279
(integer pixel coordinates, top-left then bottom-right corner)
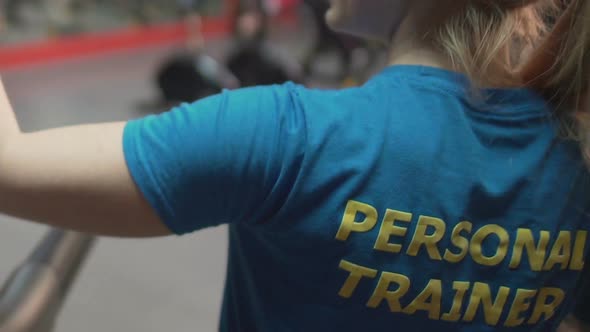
0 230 96 332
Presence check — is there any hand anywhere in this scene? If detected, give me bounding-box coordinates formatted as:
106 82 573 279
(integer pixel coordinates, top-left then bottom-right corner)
558 315 590 332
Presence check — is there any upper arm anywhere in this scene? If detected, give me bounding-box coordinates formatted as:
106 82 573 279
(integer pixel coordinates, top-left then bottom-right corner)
0 84 306 237
0 122 171 237
123 85 306 234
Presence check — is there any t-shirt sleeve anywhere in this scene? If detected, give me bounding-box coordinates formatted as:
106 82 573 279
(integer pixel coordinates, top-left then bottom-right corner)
122 84 306 235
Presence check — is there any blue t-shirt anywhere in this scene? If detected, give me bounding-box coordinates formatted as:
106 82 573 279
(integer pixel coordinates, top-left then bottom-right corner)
123 65 590 331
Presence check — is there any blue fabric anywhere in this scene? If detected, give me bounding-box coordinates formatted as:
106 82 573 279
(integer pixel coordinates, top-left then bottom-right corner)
123 65 590 331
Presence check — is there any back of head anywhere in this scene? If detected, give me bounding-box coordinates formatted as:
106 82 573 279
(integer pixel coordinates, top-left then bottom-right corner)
431 0 590 165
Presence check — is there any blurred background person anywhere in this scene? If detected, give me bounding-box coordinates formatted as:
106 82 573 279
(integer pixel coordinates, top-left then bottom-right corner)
225 0 303 87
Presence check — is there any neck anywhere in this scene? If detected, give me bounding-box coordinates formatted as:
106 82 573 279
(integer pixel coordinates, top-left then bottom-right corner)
385 2 459 72
387 41 453 70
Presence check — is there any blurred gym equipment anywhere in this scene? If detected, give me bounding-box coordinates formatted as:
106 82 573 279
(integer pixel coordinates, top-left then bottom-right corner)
225 0 302 87
0 230 95 332
153 14 239 107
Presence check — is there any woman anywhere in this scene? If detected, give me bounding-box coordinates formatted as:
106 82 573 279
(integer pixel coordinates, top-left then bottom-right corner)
0 0 589 330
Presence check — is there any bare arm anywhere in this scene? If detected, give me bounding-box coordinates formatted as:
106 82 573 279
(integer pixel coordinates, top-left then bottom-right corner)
0 80 170 237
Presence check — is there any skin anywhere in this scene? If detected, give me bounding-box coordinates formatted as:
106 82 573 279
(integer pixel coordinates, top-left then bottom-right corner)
325 0 411 42
0 0 572 238
0 80 168 237
328 3 590 332
327 0 483 77
557 315 590 332
0 2 586 329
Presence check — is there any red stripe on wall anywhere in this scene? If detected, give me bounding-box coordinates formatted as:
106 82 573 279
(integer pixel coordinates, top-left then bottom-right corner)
0 17 230 70
0 1 298 70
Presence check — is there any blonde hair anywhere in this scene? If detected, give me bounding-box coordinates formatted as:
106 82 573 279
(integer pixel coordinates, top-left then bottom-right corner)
433 0 590 163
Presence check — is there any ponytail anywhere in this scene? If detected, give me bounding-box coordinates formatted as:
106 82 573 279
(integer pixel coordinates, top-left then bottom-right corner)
520 0 590 163
433 0 589 163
